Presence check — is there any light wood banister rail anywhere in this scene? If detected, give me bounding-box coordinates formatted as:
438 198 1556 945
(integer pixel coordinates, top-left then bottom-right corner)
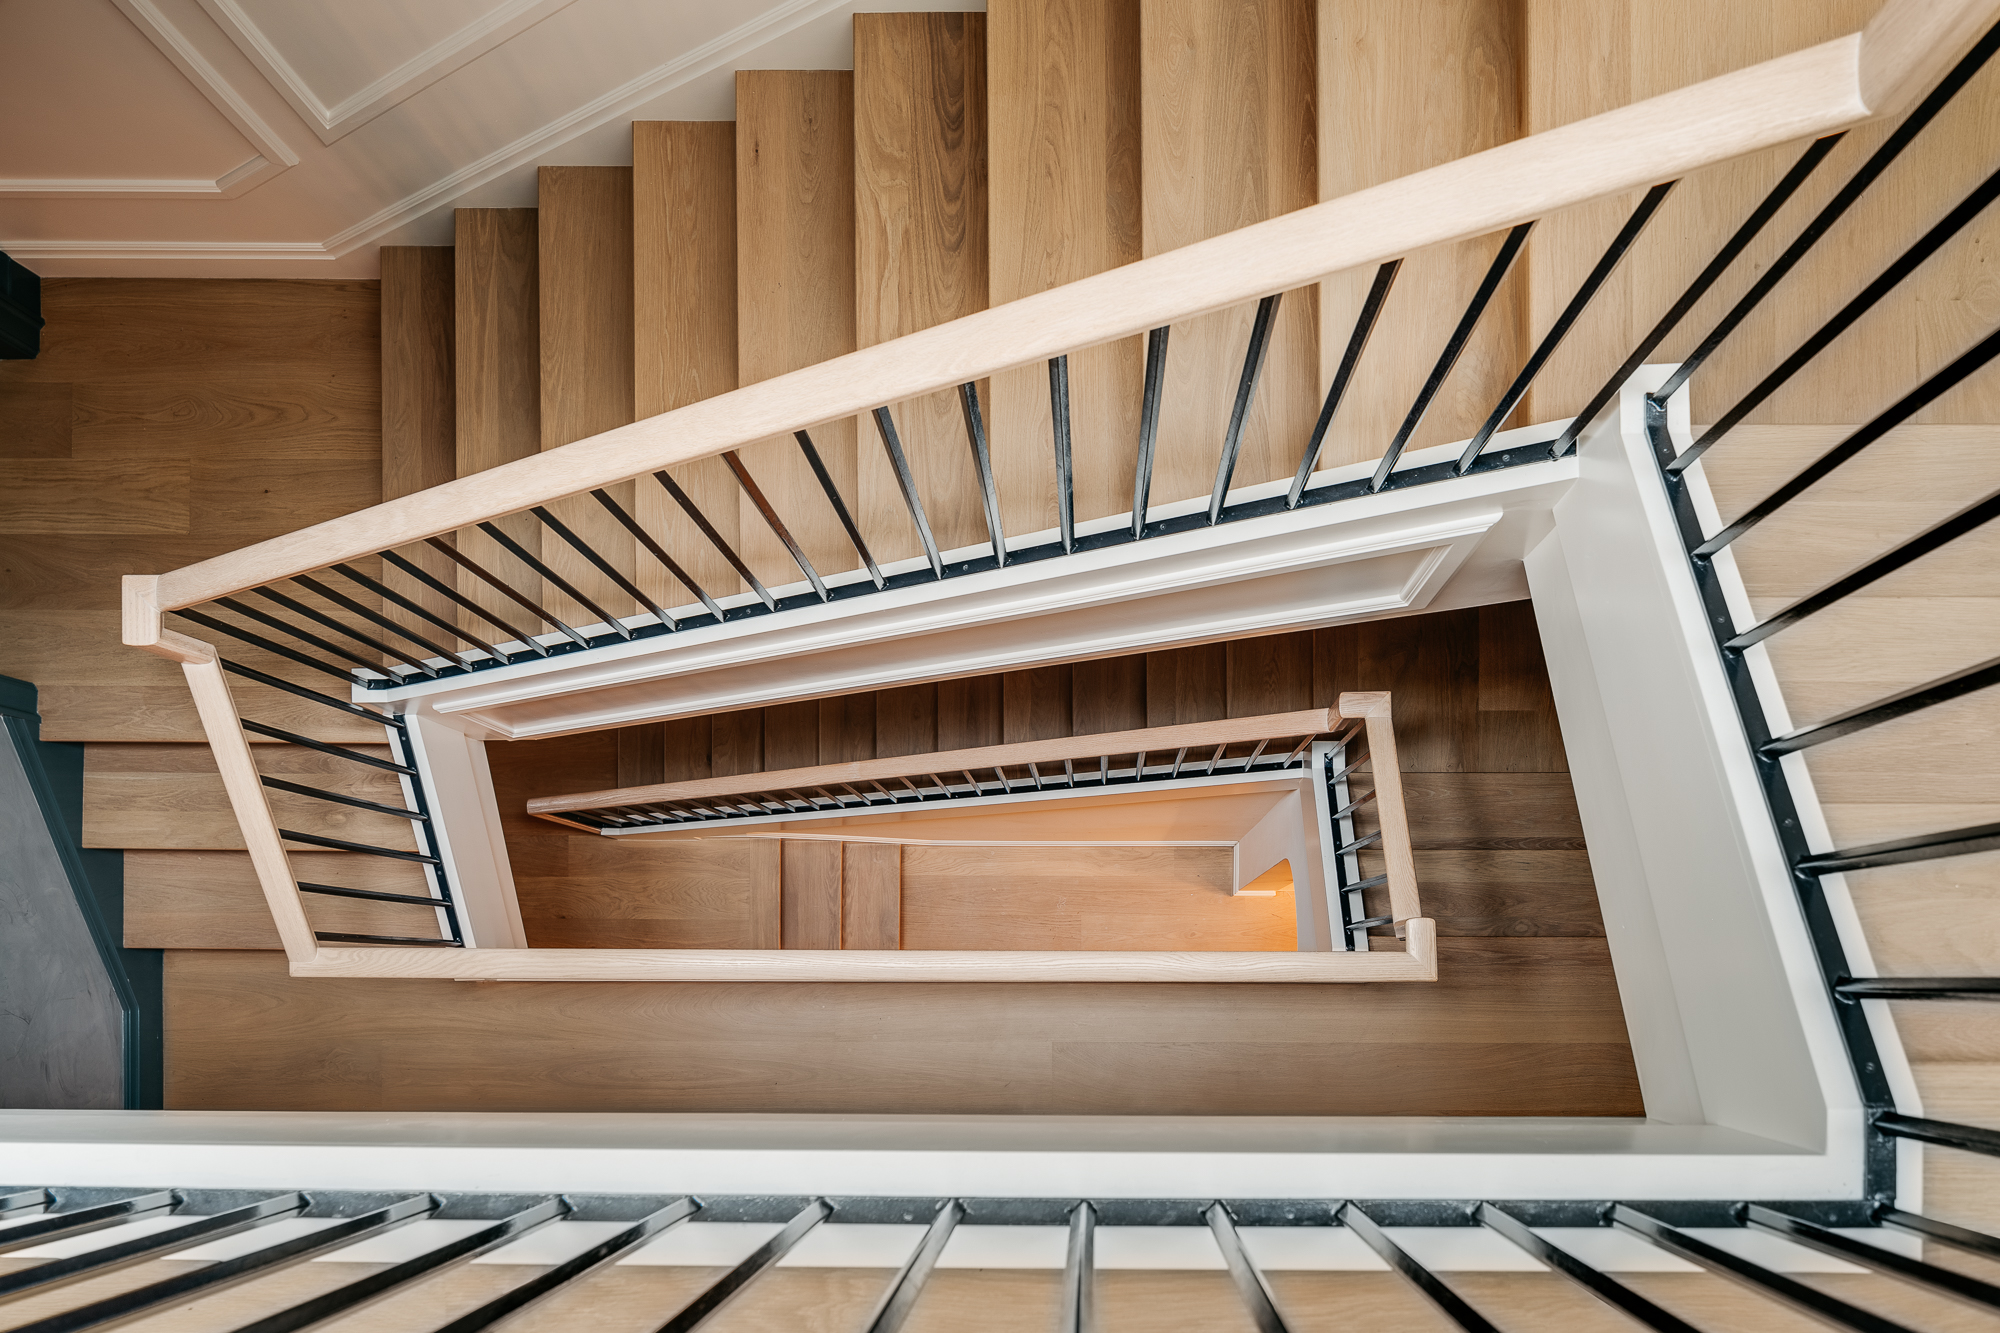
1339 691 1420 929
123 0 2000 628
527 708 1341 818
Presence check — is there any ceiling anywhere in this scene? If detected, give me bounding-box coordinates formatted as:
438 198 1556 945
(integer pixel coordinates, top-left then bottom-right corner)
0 0 979 278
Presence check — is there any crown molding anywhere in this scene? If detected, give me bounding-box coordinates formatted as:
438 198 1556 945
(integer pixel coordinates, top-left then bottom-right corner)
0 238 331 261
0 154 283 201
60 0 302 206
194 0 583 146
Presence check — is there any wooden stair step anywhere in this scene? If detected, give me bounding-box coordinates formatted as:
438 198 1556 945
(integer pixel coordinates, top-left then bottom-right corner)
125 850 441 948
84 742 420 853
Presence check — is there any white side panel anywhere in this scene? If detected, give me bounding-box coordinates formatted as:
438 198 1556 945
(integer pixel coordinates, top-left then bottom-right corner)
0 1108 1861 1202
402 713 526 950
1533 369 1857 1151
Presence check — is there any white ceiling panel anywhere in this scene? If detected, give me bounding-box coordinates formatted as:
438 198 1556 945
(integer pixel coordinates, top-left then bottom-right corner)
0 0 254 185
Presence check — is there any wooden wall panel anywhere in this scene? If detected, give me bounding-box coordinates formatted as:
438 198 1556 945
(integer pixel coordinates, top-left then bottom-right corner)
842 841 902 949
987 0 1144 538
380 246 460 648
1141 0 1319 501
454 208 542 635
633 122 743 605
0 280 385 742
1318 0 1525 464
781 839 843 948
162 938 1640 1114
736 71 859 585
539 167 637 625
855 12 991 559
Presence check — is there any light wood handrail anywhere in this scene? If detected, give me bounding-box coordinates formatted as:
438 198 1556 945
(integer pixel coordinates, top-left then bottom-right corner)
293 920 1440 982
527 707 1342 818
1340 691 1421 928
121 0 2000 630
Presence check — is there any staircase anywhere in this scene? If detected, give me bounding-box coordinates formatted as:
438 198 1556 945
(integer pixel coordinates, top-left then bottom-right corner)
2 0 1998 1291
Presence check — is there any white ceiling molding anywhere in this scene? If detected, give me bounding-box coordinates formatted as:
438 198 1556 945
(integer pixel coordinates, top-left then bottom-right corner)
194 0 583 145
5 0 860 267
317 0 858 257
107 0 300 181
0 0 983 275
0 0 297 200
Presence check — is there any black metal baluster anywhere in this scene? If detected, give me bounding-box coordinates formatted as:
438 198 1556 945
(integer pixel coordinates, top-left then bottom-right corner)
589 487 726 621
379 548 550 659
1652 21 2000 408
958 382 1008 565
0 1194 307 1299
426 537 591 650
1457 182 1674 474
1049 355 1075 552
1208 293 1282 524
174 609 365 685
432 1197 699 1333
1060 1201 1095 1333
1724 488 2000 650
211 598 389 680
1694 329 2000 555
1340 1203 1500 1332
795 430 885 588
1289 261 1399 507
1672 163 2000 471
250 585 439 679
654 1198 830 1333
291 574 475 671
1203 1202 1290 1333
1764 654 2000 756
1371 223 1533 493
239 721 416 774
1131 326 1170 538
872 406 946 578
1549 135 1844 458
1477 1204 1701 1333
1747 1203 2000 1313
532 505 678 627
653 470 778 610
861 1198 963 1333
477 520 632 639
1612 1205 1917 1333
721 451 830 601
329 563 507 666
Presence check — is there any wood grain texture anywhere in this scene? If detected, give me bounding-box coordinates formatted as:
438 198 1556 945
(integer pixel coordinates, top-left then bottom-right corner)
0 281 385 747
1141 0 1319 502
736 71 859 586
782 839 843 948
633 121 743 602
150 32 1891 609
380 247 456 502
855 12 991 559
987 0 1144 538
453 207 543 633
539 166 638 627
842 840 902 948
83 741 418 853
167 932 1647 1114
0 459 189 534
123 850 442 948
1320 0 1526 462
380 246 459 646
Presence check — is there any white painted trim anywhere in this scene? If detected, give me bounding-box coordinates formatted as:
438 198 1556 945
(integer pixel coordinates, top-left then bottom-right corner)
400 714 526 950
381 454 1564 743
0 1110 1864 1203
99 0 298 202
1530 370 1862 1160
0 155 279 199
194 0 582 145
